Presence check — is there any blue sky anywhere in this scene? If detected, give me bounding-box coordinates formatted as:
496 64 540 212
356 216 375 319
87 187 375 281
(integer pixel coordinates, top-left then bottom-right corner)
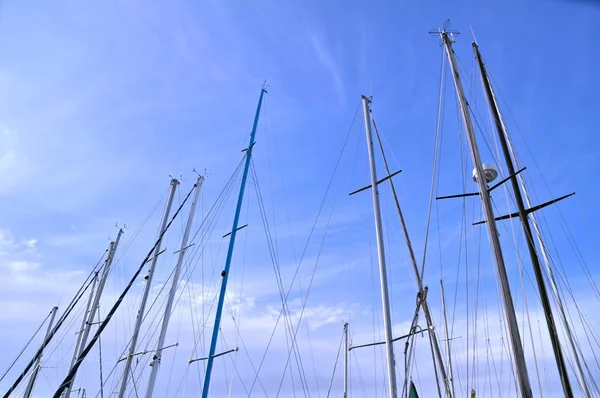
0 0 599 397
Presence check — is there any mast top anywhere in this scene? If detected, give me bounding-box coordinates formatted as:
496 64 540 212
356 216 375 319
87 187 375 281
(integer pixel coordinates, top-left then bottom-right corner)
261 80 269 93
429 19 460 43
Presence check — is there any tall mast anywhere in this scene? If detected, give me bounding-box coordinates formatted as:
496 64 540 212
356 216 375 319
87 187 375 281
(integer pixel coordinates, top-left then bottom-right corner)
201 87 267 398
473 42 575 398
438 28 533 397
343 322 349 398
117 179 179 398
64 272 98 398
519 156 595 396
64 230 123 398
23 306 58 398
515 144 595 396
145 175 204 398
370 110 452 397
361 95 398 398
473 42 591 397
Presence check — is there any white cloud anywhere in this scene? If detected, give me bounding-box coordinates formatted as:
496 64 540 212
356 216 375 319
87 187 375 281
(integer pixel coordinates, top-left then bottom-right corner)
3 260 40 272
310 33 345 105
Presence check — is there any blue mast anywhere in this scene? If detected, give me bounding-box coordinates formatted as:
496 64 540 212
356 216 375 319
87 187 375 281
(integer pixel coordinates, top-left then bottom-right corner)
201 86 267 398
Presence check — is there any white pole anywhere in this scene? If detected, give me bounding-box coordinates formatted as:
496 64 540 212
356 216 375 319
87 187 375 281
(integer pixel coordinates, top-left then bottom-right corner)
361 95 398 398
23 306 58 398
343 322 349 398
65 230 123 398
66 272 98 385
117 179 179 398
145 176 203 398
440 31 532 397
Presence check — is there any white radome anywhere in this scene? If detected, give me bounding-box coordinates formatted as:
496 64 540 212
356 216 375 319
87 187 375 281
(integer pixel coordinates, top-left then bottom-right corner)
472 164 498 183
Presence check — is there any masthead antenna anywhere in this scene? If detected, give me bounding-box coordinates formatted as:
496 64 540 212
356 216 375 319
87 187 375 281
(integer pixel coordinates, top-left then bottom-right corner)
470 25 478 45
429 19 460 44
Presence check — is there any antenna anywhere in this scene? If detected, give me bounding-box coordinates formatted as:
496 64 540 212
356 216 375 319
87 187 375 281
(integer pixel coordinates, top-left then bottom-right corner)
193 167 211 178
429 19 460 44
470 25 479 45
111 223 127 241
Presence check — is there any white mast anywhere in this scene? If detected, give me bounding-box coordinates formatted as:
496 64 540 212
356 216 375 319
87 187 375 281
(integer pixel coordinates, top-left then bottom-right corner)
343 322 349 398
370 109 453 397
361 95 398 398
64 230 123 398
66 272 98 393
117 178 179 398
438 28 533 397
144 176 203 398
23 306 58 398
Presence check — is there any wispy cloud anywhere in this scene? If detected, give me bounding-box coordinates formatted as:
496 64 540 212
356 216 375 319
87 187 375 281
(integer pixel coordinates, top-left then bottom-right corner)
309 33 345 105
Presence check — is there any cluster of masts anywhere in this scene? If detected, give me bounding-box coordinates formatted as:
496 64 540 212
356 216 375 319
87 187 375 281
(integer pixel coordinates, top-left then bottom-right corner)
2 20 591 398
346 20 586 398
2 81 265 398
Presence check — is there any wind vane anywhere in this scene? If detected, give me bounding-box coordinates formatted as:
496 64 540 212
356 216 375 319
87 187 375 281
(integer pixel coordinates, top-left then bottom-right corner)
429 19 460 44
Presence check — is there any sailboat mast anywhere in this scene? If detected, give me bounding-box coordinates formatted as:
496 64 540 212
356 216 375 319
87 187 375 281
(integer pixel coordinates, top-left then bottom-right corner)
515 146 595 395
22 306 58 398
201 87 267 398
521 165 595 396
65 271 98 395
439 30 533 397
361 95 398 398
370 112 452 397
145 175 204 398
343 322 349 398
472 42 575 398
64 230 123 398
117 179 179 398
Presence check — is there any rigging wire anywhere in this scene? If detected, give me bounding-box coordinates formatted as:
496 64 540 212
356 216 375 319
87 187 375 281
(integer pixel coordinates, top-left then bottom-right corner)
103 160 238 395
2 269 99 398
98 165 243 397
265 86 309 398
480 58 600 396
250 159 312 397
479 75 547 396
485 66 600 385
350 349 368 397
466 62 545 395
97 306 105 398
490 61 600 290
325 329 345 398
273 130 360 397
51 183 196 398
421 46 447 282
247 100 362 396
155 160 250 396
0 307 54 382
99 242 186 396
401 300 422 398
